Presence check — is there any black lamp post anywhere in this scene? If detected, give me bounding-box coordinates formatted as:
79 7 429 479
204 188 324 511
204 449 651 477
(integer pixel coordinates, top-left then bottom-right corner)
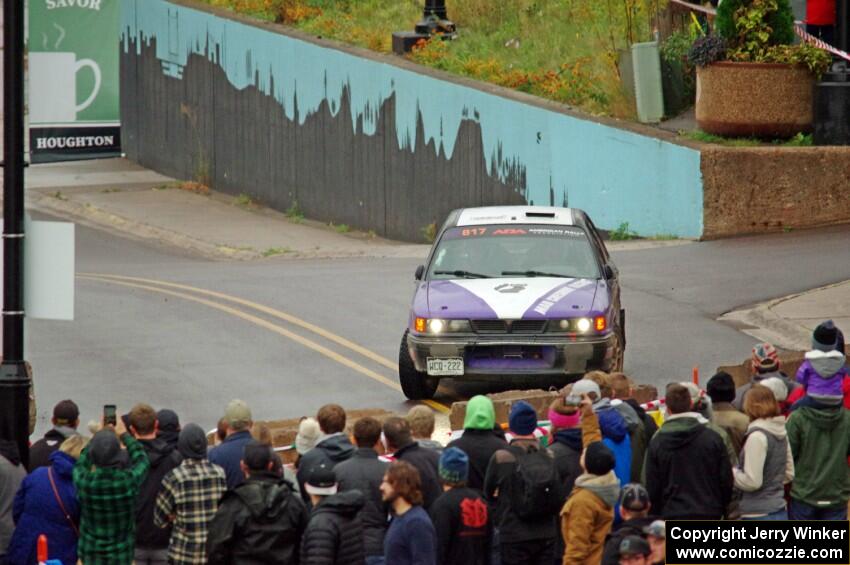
0 0 31 467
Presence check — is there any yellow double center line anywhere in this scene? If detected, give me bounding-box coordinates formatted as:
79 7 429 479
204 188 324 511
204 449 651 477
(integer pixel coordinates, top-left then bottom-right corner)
77 273 450 414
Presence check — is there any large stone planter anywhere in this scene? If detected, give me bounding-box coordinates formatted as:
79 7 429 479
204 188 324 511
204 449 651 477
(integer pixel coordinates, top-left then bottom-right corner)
696 61 816 137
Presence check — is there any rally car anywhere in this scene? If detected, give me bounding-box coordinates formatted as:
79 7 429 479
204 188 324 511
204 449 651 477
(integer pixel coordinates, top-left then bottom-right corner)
399 206 625 400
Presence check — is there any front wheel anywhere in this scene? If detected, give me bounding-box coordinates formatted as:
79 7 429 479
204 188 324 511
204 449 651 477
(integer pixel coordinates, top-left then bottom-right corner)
609 325 625 372
398 330 439 400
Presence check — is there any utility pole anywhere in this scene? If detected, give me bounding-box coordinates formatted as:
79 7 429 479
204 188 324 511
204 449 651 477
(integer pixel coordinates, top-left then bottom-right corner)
0 0 31 467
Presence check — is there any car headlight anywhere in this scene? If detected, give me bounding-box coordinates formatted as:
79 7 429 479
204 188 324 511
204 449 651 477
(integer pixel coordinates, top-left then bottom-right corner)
413 318 471 334
547 317 607 333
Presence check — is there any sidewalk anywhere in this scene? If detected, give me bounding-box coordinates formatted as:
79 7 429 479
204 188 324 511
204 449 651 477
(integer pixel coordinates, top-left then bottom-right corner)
720 282 850 352
26 158 430 260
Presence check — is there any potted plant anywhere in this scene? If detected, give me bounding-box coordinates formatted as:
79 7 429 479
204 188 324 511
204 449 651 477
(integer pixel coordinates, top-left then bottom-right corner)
688 0 831 138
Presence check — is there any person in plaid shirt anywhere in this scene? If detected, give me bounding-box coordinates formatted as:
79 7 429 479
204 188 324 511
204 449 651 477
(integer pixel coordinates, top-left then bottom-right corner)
155 423 226 565
73 417 150 565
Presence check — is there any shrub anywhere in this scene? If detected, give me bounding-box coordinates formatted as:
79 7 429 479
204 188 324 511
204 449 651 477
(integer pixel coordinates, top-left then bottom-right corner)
687 35 727 67
715 0 795 49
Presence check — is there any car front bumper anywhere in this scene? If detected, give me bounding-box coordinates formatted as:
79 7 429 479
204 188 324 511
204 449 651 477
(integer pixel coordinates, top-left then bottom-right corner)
406 332 617 379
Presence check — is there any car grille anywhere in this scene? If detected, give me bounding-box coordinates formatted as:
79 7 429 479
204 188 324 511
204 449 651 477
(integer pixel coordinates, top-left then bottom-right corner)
471 320 547 334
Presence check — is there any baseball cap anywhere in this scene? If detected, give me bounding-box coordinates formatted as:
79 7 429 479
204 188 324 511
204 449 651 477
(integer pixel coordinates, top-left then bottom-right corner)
571 379 601 398
305 463 338 496
243 440 274 471
620 483 650 512
619 535 651 556
644 520 666 539
224 399 252 427
53 400 79 425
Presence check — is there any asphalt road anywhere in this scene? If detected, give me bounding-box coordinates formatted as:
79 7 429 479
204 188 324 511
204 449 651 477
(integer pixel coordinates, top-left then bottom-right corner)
27 219 850 436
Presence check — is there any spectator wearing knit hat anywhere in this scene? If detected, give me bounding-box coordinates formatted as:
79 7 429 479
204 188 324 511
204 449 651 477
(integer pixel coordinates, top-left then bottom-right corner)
430 447 491 565
446 395 506 491
601 484 657 565
760 377 790 416
155 424 227 565
790 320 849 411
644 384 733 520
572 379 632 497
484 401 561 565
74 417 151 565
548 394 584 498
734 343 798 411
209 399 255 490
707 372 749 456
29 399 80 471
560 396 619 565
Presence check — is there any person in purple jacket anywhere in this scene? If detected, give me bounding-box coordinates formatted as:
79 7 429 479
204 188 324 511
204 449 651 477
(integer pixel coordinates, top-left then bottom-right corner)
792 320 848 411
381 461 437 565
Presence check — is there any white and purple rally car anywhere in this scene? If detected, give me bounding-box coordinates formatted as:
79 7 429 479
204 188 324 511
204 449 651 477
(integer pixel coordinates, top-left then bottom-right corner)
399 206 625 400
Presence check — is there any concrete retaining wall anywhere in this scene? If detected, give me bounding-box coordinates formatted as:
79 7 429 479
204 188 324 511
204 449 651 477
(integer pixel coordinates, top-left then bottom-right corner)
702 146 850 238
121 0 705 241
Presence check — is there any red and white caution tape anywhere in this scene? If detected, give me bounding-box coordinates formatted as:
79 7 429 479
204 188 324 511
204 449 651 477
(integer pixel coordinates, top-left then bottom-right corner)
794 24 850 62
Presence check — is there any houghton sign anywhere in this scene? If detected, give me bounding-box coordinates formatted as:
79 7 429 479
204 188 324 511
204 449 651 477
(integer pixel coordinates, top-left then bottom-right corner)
28 0 120 162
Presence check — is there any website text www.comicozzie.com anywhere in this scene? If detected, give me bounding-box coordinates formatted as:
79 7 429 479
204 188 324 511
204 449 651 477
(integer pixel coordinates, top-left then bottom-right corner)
666 521 849 564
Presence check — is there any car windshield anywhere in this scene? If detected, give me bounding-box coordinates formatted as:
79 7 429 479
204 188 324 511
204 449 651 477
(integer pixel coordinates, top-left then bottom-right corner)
428 224 601 280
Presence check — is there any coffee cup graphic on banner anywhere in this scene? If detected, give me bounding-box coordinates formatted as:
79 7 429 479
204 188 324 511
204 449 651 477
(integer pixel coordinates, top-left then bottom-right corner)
29 52 101 123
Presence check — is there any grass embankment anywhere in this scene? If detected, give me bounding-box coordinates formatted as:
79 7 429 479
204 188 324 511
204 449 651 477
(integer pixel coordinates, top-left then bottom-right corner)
198 0 665 119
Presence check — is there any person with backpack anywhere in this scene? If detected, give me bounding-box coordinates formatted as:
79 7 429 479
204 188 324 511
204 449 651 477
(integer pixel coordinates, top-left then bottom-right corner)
560 397 620 565
483 401 562 565
446 396 507 491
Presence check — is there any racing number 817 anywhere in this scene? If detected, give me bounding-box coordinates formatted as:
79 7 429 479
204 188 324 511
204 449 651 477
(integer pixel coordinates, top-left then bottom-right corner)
461 228 487 237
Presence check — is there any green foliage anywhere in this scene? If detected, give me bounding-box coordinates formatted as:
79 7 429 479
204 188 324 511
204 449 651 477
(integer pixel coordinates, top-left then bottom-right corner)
687 35 727 67
286 200 304 223
262 246 292 257
728 43 832 75
715 0 795 49
609 222 639 241
661 30 696 64
332 223 350 233
682 129 813 146
234 193 256 207
421 222 437 244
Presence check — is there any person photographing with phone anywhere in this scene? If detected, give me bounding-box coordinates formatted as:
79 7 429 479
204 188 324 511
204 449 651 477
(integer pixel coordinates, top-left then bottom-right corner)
73 405 150 565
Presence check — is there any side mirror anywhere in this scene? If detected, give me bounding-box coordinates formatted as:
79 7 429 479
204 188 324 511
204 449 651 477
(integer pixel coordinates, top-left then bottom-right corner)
603 265 615 280
414 265 425 281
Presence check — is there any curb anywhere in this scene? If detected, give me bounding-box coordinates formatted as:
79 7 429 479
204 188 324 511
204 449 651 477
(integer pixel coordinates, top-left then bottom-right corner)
29 193 262 261
717 281 850 351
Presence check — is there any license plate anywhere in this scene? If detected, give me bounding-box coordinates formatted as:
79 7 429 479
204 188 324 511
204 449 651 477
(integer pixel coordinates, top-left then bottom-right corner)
426 357 464 376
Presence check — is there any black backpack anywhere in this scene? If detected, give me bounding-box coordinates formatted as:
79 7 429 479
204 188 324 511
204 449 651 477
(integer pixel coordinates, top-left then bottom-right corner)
508 444 563 520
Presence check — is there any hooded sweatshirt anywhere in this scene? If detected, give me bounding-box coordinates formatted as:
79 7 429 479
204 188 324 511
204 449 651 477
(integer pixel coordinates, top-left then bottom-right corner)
296 433 356 505
734 417 794 517
594 400 632 489
796 350 848 403
560 471 620 565
644 415 733 519
786 405 850 507
136 437 182 549
206 472 309 565
446 396 507 491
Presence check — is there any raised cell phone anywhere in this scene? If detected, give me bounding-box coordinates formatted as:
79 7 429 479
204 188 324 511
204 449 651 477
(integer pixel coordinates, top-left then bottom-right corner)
103 404 117 426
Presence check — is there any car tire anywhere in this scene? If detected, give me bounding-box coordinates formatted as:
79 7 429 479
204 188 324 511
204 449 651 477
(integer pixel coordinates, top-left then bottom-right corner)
610 325 625 372
398 330 439 400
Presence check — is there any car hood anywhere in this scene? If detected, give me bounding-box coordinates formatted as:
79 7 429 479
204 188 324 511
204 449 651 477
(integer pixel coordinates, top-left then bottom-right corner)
420 277 600 319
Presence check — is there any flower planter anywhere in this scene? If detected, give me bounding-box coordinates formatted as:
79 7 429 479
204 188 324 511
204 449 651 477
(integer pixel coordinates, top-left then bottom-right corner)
696 61 816 138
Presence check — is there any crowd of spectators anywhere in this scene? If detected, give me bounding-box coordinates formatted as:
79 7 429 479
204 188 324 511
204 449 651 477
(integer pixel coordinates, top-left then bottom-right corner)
0 319 847 564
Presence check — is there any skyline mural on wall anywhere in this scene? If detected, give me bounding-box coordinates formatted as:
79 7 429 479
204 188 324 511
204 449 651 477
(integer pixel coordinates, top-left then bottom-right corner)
121 0 704 238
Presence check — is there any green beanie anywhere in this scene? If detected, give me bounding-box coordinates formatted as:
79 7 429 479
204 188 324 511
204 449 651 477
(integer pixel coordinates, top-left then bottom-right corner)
463 395 495 430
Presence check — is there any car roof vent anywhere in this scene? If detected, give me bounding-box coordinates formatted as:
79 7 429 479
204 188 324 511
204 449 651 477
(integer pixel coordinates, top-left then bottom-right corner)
525 211 556 218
